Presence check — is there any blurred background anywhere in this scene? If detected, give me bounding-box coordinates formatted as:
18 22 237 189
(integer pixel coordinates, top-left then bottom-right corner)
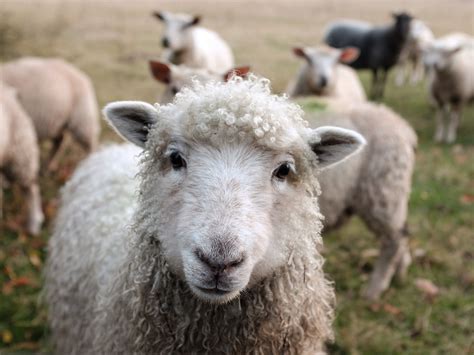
0 0 473 353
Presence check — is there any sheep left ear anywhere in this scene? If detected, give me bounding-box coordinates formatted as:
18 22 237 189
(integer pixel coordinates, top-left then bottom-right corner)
308 126 366 169
149 60 172 84
188 15 201 27
339 47 360 64
103 101 159 148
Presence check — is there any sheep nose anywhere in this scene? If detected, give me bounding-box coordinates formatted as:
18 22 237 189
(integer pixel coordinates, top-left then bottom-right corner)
320 76 328 88
162 37 169 48
195 248 245 273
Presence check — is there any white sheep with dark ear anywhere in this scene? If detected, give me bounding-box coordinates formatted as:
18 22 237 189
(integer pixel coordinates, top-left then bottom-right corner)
152 11 235 74
422 33 474 143
45 76 365 355
286 45 367 102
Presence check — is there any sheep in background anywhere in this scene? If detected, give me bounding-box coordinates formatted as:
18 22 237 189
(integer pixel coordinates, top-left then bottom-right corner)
324 12 413 99
148 60 250 103
0 57 100 171
0 83 44 235
302 98 417 300
153 11 234 73
45 77 366 354
423 34 474 143
395 19 434 86
286 46 367 102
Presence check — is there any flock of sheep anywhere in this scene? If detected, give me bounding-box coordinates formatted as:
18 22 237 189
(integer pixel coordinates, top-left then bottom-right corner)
0 8 473 354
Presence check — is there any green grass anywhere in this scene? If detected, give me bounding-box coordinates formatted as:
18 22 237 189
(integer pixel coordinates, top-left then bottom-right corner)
1 1 473 353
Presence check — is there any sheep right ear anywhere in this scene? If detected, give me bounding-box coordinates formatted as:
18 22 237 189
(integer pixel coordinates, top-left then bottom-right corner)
103 101 159 148
149 60 172 84
307 126 366 170
223 66 251 81
339 47 360 64
293 47 309 60
152 11 166 21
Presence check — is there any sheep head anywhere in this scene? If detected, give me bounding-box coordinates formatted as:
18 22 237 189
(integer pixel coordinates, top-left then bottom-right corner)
104 77 365 304
149 60 250 104
293 46 359 93
153 11 200 52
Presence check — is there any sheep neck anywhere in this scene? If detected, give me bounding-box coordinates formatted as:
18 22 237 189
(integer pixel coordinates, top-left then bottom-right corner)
112 236 334 354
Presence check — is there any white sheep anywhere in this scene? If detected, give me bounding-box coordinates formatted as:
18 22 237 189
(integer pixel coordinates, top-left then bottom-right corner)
395 19 434 86
423 33 474 143
0 57 100 170
153 11 234 74
45 76 366 354
286 46 367 102
148 60 250 103
301 98 417 300
0 83 44 235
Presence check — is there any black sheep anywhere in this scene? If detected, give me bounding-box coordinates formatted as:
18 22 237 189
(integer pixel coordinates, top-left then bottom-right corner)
324 12 413 99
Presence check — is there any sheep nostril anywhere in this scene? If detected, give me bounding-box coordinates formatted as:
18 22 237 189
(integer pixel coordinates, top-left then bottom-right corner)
195 249 245 272
320 76 328 88
162 38 169 48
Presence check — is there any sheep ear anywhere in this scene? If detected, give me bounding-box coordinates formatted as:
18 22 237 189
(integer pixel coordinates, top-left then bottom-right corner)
339 47 360 63
149 60 172 84
223 66 251 81
444 45 463 56
152 11 166 21
184 15 200 28
308 126 366 169
293 47 308 60
103 101 159 148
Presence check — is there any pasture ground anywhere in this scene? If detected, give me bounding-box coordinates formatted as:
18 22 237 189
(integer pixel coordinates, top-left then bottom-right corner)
1 0 473 353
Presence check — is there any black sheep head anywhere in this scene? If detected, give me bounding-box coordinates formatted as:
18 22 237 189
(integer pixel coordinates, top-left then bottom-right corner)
392 12 413 40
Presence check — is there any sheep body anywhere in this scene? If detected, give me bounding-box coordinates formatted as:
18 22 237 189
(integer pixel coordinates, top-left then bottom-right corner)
324 13 412 98
424 34 474 143
46 77 367 354
156 11 234 73
0 83 43 234
303 98 417 299
395 19 434 85
0 57 100 168
287 46 366 102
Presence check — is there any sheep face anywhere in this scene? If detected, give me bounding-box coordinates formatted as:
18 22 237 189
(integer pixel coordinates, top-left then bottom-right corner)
149 61 250 104
423 44 462 72
293 47 359 93
104 78 365 304
153 11 200 52
392 12 413 40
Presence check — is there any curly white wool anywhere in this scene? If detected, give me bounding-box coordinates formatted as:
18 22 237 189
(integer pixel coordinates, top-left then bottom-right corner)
154 76 308 149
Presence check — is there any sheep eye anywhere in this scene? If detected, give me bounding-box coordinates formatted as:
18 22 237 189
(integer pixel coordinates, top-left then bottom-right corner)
171 86 179 95
274 163 291 180
170 151 186 170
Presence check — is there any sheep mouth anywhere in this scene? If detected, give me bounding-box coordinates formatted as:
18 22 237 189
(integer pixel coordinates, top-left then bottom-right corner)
195 285 232 296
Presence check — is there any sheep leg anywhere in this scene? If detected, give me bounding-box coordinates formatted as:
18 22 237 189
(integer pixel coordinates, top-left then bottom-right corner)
445 103 462 144
370 69 379 100
47 133 66 172
394 237 412 282
0 175 3 221
363 235 405 301
378 70 388 98
434 104 448 143
395 64 407 87
411 55 423 85
24 183 44 235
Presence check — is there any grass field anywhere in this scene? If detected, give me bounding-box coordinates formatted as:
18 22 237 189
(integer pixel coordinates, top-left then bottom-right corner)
1 0 473 353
